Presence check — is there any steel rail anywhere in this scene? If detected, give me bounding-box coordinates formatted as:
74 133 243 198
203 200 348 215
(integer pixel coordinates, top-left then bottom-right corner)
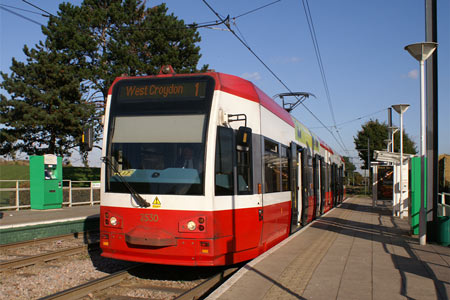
175 266 239 300
0 243 98 271
39 265 239 300
38 265 139 300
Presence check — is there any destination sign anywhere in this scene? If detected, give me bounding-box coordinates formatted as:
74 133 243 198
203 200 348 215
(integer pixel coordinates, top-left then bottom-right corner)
119 81 207 100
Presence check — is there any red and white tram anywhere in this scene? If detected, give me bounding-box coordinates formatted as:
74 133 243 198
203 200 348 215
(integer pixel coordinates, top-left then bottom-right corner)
100 66 345 266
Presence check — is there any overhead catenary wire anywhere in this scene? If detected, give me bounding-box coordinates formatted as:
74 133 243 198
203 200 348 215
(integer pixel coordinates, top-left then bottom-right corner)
0 3 48 16
310 107 388 130
201 0 348 155
0 5 44 26
232 0 282 21
17 1 226 31
22 0 54 17
5 1 240 32
231 19 250 47
301 0 348 155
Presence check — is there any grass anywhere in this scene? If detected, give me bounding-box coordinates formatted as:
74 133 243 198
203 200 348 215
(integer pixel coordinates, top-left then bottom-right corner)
0 163 100 190
0 163 100 181
63 167 100 181
0 164 30 181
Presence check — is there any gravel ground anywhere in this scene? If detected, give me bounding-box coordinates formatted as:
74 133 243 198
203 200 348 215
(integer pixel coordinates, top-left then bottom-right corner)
0 249 136 300
1 243 226 300
0 237 92 261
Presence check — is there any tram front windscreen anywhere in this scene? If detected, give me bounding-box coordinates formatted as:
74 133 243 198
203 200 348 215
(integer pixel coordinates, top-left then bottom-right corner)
105 76 215 195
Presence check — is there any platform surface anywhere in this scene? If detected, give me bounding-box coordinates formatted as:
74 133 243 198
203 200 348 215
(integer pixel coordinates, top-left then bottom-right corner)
208 196 450 300
0 205 99 229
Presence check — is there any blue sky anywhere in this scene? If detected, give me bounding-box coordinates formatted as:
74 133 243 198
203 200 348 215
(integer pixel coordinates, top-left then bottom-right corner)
1 0 449 168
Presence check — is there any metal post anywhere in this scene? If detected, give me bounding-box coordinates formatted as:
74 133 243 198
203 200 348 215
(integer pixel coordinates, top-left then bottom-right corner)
368 138 370 195
399 112 404 218
442 193 446 217
392 131 395 152
388 108 393 152
420 61 426 157
404 42 437 245
373 165 378 207
90 182 94 206
426 0 438 224
69 180 73 207
15 180 19 211
419 59 427 246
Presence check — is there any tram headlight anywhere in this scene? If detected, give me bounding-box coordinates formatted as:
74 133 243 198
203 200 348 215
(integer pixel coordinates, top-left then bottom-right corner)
178 216 206 233
110 217 118 226
187 220 196 231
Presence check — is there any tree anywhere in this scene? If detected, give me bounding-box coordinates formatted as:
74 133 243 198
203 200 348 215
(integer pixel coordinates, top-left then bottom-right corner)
354 119 417 169
44 0 207 106
1 0 206 159
0 42 95 158
343 156 356 173
343 156 356 176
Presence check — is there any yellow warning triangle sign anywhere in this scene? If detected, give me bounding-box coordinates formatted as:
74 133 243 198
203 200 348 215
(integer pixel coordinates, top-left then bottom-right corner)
152 196 161 207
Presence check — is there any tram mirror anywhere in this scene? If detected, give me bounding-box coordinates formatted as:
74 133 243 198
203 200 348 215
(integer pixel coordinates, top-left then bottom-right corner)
236 126 252 152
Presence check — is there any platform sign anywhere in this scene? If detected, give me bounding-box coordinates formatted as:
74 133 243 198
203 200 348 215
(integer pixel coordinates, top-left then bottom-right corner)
377 166 393 200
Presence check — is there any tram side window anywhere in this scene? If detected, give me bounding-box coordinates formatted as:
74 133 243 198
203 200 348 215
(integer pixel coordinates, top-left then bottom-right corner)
215 126 234 195
264 139 281 193
237 147 252 194
281 146 289 191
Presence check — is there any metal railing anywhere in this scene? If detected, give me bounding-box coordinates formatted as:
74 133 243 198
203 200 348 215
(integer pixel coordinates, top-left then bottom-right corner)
438 192 450 217
0 180 100 211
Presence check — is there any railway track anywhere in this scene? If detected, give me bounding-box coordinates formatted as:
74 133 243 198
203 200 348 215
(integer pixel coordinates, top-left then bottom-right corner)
0 243 99 271
0 231 99 251
39 265 239 300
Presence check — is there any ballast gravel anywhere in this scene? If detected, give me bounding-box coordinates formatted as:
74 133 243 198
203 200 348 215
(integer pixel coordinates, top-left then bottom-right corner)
1 246 220 300
0 250 136 300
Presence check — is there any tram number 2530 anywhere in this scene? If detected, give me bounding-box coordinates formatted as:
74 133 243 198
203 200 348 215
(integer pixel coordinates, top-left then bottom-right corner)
140 213 159 222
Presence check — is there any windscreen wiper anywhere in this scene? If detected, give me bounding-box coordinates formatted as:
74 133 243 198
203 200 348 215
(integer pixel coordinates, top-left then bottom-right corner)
102 157 151 208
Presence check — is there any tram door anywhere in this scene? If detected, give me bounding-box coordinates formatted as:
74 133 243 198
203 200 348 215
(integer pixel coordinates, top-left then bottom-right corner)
302 148 314 224
319 158 326 215
338 166 344 203
331 163 337 207
290 143 306 232
313 155 321 218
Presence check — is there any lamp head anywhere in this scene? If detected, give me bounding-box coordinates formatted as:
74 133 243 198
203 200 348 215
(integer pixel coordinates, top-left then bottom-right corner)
392 104 410 114
404 42 438 62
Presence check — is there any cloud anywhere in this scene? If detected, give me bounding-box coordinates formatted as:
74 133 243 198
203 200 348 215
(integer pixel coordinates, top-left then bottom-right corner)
241 72 261 81
407 69 419 79
288 56 301 63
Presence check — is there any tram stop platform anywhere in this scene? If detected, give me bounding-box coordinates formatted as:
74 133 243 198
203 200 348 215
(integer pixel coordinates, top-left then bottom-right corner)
0 205 99 245
208 196 450 300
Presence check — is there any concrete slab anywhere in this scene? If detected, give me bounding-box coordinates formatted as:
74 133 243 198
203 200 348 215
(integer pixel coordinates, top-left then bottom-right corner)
208 197 450 300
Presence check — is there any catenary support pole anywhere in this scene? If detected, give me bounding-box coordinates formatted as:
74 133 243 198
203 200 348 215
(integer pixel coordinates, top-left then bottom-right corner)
425 0 438 225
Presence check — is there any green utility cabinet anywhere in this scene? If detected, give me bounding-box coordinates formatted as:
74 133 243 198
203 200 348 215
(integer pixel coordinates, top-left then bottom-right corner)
30 155 63 209
436 216 450 246
410 157 426 235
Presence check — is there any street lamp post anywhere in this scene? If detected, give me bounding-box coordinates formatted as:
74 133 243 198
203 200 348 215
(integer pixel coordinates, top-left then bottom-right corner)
392 104 410 218
404 42 438 245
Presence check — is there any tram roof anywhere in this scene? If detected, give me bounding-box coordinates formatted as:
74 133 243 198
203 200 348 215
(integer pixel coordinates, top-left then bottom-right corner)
108 70 342 160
